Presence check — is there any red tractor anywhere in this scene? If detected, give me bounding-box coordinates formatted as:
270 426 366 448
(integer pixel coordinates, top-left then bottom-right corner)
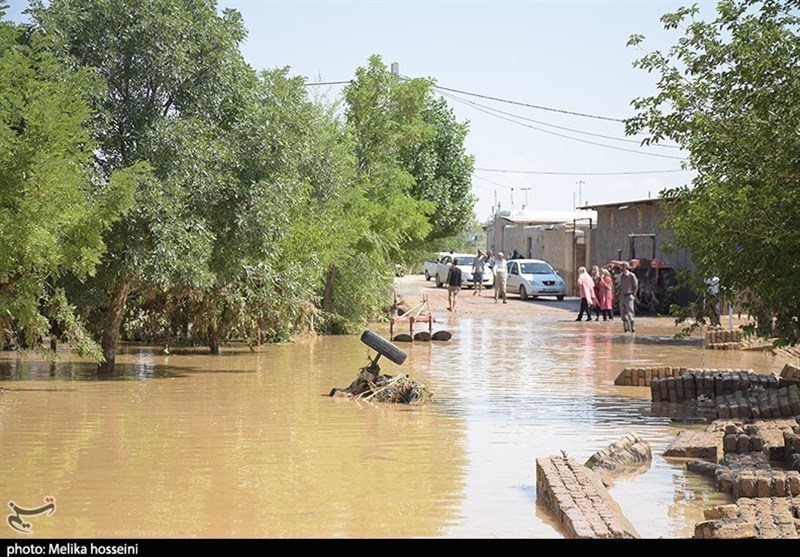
604 234 677 315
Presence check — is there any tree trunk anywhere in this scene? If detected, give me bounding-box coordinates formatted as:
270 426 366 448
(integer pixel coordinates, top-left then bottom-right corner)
322 265 338 334
98 282 130 375
208 326 220 355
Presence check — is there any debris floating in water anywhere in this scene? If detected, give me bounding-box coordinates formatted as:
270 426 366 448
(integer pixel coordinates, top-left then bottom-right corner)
329 366 433 405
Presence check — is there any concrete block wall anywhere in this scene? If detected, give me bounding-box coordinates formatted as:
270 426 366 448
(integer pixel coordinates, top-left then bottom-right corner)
614 366 754 388
695 497 800 539
781 363 800 383
649 370 778 403
535 456 639 539
705 327 742 345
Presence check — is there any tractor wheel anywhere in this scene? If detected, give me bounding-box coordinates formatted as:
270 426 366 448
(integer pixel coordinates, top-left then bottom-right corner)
360 330 407 366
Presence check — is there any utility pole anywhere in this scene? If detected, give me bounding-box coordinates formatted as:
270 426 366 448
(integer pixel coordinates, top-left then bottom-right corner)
576 180 585 208
510 187 514 211
520 187 531 209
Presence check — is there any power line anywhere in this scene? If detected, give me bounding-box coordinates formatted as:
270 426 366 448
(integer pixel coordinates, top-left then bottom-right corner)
474 174 513 189
305 80 351 86
440 89 681 149
438 90 685 161
474 167 691 176
431 83 624 122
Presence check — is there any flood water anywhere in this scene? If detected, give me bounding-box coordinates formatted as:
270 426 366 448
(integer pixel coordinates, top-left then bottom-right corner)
0 291 787 539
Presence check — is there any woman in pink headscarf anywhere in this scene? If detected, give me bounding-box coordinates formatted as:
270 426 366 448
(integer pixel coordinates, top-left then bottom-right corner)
575 266 597 322
598 268 614 321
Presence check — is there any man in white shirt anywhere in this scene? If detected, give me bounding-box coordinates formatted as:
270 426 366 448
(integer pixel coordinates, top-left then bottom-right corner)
493 252 508 304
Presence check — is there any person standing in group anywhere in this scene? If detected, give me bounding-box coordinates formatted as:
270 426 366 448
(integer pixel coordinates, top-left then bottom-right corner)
486 250 496 271
618 261 639 332
493 252 508 304
599 268 614 321
472 249 487 297
575 266 597 322
591 265 603 321
446 258 463 312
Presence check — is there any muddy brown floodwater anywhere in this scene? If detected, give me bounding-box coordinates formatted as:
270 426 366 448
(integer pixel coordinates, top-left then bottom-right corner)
0 274 789 539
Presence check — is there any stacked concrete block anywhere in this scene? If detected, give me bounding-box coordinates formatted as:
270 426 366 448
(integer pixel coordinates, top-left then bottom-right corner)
613 366 689 387
780 363 800 385
584 433 652 486
695 498 800 539
706 327 741 344
786 431 800 472
536 456 639 539
732 470 800 499
649 370 775 404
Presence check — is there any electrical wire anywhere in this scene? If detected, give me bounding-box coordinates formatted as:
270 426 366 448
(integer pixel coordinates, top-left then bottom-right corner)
439 89 681 149
474 167 691 176
438 90 685 160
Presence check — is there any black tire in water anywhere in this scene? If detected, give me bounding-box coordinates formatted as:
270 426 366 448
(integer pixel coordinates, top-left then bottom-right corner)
360 330 407 366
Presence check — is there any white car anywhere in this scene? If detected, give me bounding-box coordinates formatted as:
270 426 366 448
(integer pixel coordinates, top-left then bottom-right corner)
433 253 494 289
506 259 566 301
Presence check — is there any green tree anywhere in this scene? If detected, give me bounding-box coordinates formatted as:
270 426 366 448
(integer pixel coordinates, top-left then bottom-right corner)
0 6 141 357
401 95 476 244
626 0 800 343
327 56 476 330
30 0 254 370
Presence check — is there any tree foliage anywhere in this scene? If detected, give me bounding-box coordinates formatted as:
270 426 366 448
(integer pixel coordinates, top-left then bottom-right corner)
0 8 141 355
2 3 478 367
626 0 800 343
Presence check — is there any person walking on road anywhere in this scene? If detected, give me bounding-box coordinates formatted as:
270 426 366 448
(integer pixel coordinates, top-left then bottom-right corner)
575 266 597 322
591 265 603 321
472 249 487 297
618 261 639 332
493 252 508 304
446 258 463 312
599 268 614 321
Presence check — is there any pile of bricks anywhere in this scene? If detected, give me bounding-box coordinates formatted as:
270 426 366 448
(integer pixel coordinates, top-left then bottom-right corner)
649 370 778 403
781 363 800 384
705 327 742 349
681 419 800 537
536 455 639 539
584 432 651 486
613 366 755 388
695 498 800 539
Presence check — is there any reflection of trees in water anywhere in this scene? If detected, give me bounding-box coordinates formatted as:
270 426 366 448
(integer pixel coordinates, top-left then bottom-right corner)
0 337 468 538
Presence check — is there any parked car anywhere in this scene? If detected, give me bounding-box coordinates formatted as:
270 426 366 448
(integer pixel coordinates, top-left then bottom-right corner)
432 253 494 289
506 259 566 301
423 252 449 281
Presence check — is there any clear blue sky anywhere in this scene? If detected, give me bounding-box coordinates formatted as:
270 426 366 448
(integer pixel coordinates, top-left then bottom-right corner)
6 0 719 221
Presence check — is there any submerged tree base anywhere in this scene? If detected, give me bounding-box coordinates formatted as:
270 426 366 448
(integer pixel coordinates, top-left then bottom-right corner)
329 366 433 405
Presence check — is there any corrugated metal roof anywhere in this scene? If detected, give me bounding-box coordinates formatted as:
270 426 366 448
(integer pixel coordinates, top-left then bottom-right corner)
494 209 597 225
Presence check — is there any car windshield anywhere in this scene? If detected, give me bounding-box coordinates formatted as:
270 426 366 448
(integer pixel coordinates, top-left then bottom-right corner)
456 256 475 266
520 262 554 274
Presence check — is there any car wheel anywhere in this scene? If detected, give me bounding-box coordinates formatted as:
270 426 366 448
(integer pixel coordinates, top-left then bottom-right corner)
519 285 528 300
435 274 443 288
360 330 407 366
424 270 430 281
557 295 565 301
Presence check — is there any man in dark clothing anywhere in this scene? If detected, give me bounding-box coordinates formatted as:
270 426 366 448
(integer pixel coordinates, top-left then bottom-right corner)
446 259 463 311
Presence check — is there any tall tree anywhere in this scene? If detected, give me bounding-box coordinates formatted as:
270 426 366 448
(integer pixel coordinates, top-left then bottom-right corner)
30 0 253 371
401 95 476 244
0 7 141 356
626 0 800 343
